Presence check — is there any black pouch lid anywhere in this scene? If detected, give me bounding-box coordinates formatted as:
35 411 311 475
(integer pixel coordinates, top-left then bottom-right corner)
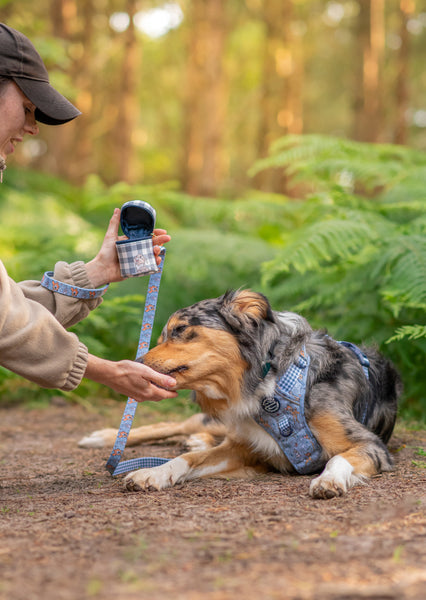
120 200 156 239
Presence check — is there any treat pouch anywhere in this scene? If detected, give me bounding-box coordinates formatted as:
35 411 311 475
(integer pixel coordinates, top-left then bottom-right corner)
116 200 159 277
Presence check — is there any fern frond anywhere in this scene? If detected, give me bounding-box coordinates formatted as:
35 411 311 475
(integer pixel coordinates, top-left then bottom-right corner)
387 325 426 343
374 235 426 313
269 135 425 164
249 134 426 196
377 199 426 224
409 214 426 234
312 158 407 192
382 166 426 203
248 135 347 178
262 218 379 279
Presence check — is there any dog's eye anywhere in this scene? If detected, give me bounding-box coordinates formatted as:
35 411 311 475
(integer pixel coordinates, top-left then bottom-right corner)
171 325 187 338
170 324 198 341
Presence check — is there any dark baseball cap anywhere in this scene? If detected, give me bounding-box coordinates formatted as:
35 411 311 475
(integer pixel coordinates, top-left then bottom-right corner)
0 23 81 125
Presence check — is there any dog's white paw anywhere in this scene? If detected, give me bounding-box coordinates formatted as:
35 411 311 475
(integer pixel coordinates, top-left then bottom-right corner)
78 428 118 448
309 455 363 499
124 457 189 492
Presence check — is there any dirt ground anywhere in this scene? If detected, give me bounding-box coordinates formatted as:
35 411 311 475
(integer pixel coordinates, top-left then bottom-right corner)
0 399 425 600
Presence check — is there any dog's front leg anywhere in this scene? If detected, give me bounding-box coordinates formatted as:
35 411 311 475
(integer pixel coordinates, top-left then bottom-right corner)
124 455 193 491
124 438 254 492
307 411 395 499
309 440 393 499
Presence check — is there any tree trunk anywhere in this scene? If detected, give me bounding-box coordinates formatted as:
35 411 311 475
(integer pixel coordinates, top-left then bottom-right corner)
254 0 303 193
50 0 75 37
110 0 139 183
182 0 227 197
42 0 95 182
394 0 413 144
36 1 80 180
352 0 385 142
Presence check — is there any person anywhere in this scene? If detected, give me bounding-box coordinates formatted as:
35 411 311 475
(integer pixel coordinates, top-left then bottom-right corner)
0 23 177 402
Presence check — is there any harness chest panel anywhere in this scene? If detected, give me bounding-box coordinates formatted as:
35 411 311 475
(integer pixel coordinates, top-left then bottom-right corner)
254 342 370 475
254 347 324 475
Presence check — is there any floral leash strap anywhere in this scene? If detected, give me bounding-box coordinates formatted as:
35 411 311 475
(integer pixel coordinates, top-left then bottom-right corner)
106 248 171 476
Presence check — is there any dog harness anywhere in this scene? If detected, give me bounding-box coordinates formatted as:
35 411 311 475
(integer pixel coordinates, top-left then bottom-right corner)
254 342 370 475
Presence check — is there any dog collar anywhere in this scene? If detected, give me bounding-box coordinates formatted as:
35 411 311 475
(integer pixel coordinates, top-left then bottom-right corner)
261 342 277 379
41 271 109 299
261 362 271 378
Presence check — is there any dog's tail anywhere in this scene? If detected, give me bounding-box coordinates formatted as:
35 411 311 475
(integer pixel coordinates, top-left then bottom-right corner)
361 349 402 444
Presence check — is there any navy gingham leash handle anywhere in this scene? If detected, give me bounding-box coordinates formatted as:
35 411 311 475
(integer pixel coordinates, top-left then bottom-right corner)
106 247 171 476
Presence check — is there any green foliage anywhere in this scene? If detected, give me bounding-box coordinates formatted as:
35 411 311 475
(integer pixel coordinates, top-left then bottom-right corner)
1 135 425 423
252 135 426 420
0 169 279 404
249 134 426 191
387 325 426 343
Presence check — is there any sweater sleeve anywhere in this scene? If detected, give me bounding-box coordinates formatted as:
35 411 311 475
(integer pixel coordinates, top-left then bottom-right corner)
0 260 90 391
17 260 104 328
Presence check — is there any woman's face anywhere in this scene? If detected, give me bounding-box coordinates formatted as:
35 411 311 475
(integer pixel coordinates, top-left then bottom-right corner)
0 81 39 163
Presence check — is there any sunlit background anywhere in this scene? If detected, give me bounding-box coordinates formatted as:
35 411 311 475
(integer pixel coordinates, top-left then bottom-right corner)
110 3 184 37
0 1 425 417
2 0 425 196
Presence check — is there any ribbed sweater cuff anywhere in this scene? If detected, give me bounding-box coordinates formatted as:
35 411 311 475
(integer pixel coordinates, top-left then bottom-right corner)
61 342 89 391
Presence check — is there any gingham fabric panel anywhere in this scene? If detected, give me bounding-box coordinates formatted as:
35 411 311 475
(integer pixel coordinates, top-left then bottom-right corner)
116 237 159 278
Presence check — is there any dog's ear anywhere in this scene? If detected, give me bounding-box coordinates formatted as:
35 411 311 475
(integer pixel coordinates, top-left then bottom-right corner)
220 289 275 328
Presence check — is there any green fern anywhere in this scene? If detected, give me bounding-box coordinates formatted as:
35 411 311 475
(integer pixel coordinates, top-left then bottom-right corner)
250 134 426 194
372 235 426 314
263 218 378 278
256 134 426 420
387 326 426 343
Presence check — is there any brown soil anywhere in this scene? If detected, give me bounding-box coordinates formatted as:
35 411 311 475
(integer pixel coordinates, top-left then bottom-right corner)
0 400 425 600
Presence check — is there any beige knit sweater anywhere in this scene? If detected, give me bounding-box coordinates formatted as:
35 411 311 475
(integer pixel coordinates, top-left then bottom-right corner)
0 259 103 391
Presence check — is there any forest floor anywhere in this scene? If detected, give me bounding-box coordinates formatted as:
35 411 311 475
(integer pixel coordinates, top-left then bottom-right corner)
0 398 425 600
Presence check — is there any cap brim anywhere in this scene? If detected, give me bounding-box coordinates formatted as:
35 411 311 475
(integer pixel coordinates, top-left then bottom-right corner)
13 77 81 125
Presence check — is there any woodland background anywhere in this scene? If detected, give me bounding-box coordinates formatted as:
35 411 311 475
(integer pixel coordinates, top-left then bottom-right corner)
0 0 425 421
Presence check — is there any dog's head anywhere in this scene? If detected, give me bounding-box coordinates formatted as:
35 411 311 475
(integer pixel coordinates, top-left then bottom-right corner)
142 290 276 413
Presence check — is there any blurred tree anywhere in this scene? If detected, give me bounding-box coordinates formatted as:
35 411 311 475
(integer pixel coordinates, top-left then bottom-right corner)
112 0 139 182
394 0 414 144
181 0 228 196
352 0 386 142
254 0 304 193
32 0 96 181
2 0 426 192
44 0 78 179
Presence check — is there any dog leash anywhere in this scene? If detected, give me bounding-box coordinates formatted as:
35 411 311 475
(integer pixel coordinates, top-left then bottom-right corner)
106 247 171 476
41 273 109 298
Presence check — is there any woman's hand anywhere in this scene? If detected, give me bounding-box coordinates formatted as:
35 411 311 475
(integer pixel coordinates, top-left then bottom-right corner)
84 354 178 402
85 208 171 287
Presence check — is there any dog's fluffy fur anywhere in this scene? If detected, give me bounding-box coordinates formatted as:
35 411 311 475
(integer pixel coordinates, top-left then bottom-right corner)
79 290 402 498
